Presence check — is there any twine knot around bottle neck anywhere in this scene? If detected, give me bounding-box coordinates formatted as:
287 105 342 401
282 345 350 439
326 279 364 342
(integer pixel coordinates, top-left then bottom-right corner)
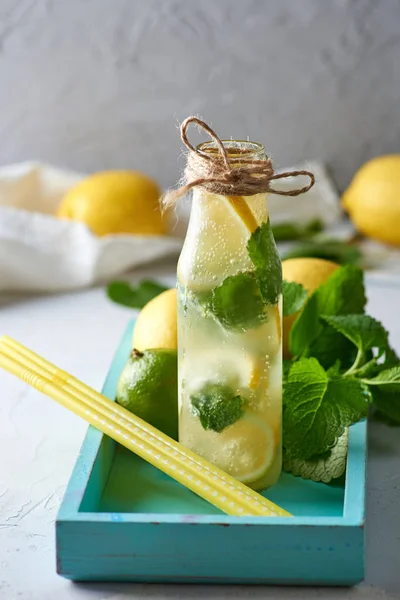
162 116 315 207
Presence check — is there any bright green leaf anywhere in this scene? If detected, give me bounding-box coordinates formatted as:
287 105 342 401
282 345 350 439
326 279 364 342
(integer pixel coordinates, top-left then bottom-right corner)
289 265 366 365
363 366 400 389
322 314 388 356
289 294 320 357
247 221 282 306
106 280 169 308
282 280 308 317
207 272 266 331
283 357 369 459
191 383 245 433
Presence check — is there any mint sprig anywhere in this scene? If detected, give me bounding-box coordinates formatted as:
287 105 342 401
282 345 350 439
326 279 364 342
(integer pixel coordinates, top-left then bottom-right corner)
290 265 366 367
283 358 369 460
362 366 400 387
282 263 400 481
322 314 388 360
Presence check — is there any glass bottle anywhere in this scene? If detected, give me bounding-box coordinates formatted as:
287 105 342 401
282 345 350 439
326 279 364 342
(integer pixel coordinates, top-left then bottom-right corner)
177 140 282 491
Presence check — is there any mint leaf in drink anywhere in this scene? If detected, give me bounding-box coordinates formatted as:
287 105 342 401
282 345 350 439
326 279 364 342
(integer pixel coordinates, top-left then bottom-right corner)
322 314 389 356
282 280 308 317
191 384 245 433
290 265 366 365
208 272 266 331
283 358 369 459
107 280 168 308
371 388 400 424
247 221 282 306
283 429 349 483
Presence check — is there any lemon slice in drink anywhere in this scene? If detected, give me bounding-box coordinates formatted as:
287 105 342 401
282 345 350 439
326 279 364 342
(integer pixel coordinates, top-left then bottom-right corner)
178 191 254 290
180 407 275 484
183 348 261 394
218 413 275 483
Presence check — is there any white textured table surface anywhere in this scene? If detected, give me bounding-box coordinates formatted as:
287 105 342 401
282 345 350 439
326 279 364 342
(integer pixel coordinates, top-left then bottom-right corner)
1 262 400 600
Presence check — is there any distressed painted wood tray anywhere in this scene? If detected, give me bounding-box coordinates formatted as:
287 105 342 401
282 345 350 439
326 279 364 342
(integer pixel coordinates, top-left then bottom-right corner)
56 319 367 585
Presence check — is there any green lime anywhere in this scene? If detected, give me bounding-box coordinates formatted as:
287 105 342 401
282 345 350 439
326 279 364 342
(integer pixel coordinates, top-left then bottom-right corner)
116 348 178 440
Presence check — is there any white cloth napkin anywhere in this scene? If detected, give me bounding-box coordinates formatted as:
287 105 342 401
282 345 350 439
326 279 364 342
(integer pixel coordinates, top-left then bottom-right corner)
0 161 398 293
0 162 182 293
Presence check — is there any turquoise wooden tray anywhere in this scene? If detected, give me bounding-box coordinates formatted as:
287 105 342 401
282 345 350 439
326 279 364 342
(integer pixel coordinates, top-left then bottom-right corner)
56 319 367 585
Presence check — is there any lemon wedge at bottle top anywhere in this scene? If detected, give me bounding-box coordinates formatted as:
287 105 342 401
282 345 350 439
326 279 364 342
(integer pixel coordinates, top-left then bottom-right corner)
342 154 400 247
57 170 166 237
177 191 254 290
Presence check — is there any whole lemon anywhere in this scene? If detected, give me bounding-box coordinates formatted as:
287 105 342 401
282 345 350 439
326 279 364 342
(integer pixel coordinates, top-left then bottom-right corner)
133 288 177 351
282 258 339 358
57 170 165 237
342 155 400 246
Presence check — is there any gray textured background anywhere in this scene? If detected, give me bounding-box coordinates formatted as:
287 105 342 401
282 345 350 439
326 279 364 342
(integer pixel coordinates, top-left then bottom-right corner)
0 0 399 192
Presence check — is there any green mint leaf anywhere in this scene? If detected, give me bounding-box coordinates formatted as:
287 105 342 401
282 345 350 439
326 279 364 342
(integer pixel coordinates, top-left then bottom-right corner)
283 429 349 483
282 280 308 317
283 357 369 459
321 314 389 356
310 264 366 316
208 272 266 331
290 265 366 366
107 280 168 309
371 387 400 424
272 218 323 242
247 220 282 306
283 239 363 266
308 329 358 371
327 360 342 376
363 366 400 389
289 294 320 357
283 359 293 383
190 384 245 433
355 358 379 378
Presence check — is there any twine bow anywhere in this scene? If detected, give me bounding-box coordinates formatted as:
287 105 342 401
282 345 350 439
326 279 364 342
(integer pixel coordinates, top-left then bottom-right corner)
163 116 315 207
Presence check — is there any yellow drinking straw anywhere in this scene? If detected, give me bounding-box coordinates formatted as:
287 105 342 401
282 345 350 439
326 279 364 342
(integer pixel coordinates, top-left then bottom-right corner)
0 336 291 518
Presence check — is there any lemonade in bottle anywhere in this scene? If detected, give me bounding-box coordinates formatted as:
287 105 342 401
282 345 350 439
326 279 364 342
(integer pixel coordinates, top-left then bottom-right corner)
165 117 314 491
